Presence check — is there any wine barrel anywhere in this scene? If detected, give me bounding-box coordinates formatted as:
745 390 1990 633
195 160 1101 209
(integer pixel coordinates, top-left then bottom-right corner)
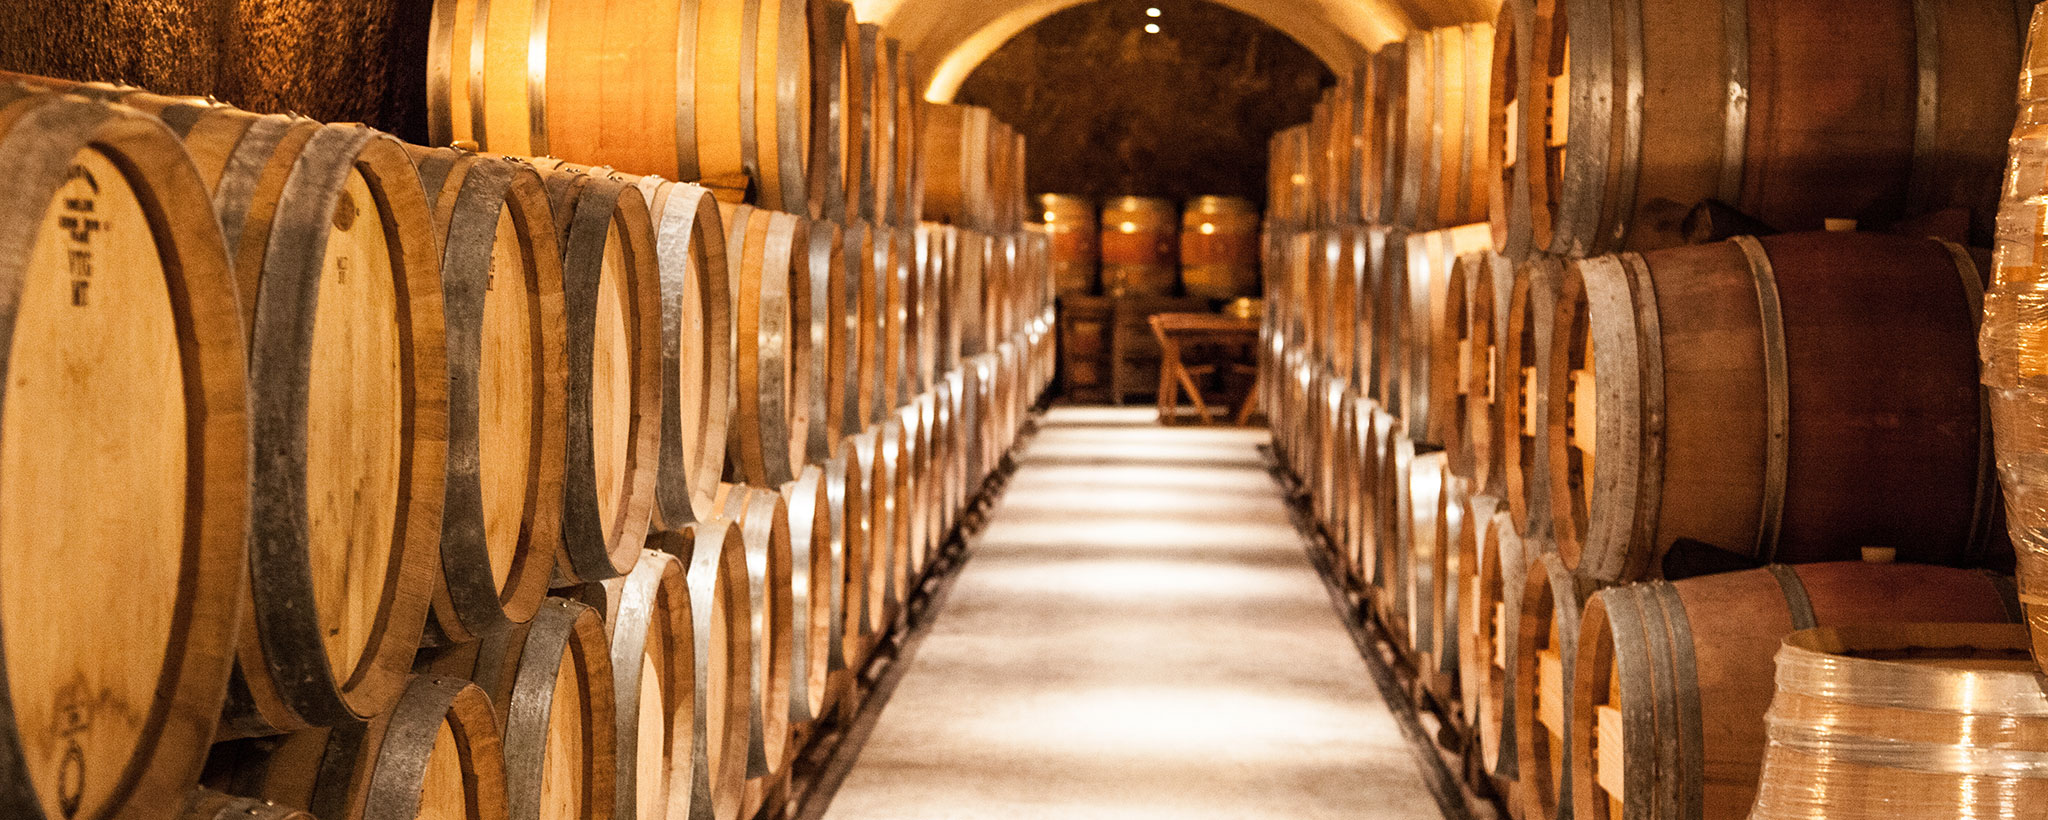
1384 435 1448 659
1307 93 1335 228
712 485 796 782
1369 227 1410 411
810 1 861 223
0 87 249 820
597 550 695 820
1400 23 1495 231
824 450 872 674
213 121 446 736
203 674 509 820
1569 561 2018 820
890 41 922 229
430 0 817 210
1500 254 1562 538
1180 196 1260 300
720 203 807 486
1268 125 1311 229
1402 223 1492 444
782 465 844 724
1459 249 1516 497
428 598 618 820
1485 0 1538 258
1428 246 1499 477
525 162 666 584
629 175 734 524
901 400 936 577
921 103 991 229
1748 623 2048 819
654 522 753 820
1100 196 1178 296
182 790 315 820
409 147 566 645
1455 499 1517 777
878 416 915 610
1512 552 1603 820
1548 232 1996 583
1041 194 1097 297
857 26 897 225
1521 0 2024 256
1422 468 1472 704
1366 42 1408 226
883 226 917 409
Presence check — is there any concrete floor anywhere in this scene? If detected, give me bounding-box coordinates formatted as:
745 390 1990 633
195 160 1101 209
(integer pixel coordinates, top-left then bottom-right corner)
820 406 1446 820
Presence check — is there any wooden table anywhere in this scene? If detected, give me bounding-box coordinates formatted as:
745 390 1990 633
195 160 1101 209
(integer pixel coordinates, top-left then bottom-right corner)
1149 312 1261 425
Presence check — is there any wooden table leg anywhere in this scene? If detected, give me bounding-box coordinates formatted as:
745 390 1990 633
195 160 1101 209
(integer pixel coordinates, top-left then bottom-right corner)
1176 355 1215 424
1156 334 1179 424
1235 372 1261 426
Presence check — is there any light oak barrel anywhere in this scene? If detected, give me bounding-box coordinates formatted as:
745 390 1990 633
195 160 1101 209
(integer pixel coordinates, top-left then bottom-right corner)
857 25 896 226
889 38 922 229
1460 249 1516 497
1525 0 2027 255
1747 623 2048 819
1401 223 1492 445
1485 0 1538 258
884 225 917 409
879 417 915 615
1428 245 1503 477
628 175 733 524
423 0 540 157
921 103 992 229
1368 227 1410 411
1570 561 2018 820
1180 195 1260 301
717 203 803 486
810 1 862 223
1100 196 1178 297
654 522 753 820
409 147 566 646
1268 125 1312 228
746 0 819 214
1546 233 1996 583
1500 253 1562 538
806 220 848 460
781 466 844 723
0 87 249 820
852 425 906 630
1384 434 1448 657
426 598 619 820
1399 23 1496 231
204 674 509 820
215 122 447 737
831 440 876 664
900 399 935 578
1454 498 1509 760
597 550 695 820
1473 508 1535 780
1512 551 1603 820
1365 42 1408 225
712 485 796 783
1424 472 1473 706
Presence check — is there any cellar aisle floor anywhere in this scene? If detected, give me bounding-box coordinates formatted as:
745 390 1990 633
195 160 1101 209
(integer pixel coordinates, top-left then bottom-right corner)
816 405 1447 820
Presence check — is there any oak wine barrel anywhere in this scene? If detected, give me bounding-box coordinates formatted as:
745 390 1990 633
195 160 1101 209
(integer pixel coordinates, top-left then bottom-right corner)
654 522 754 820
1365 42 1407 225
203 675 509 820
409 146 566 645
1548 232 1997 583
1485 0 1537 258
1461 504 1526 779
710 485 796 788
1458 249 1516 497
1520 0 2025 256
857 25 896 225
597 550 695 820
1041 194 1097 296
810 1 861 223
1569 560 2018 820
0 87 250 820
1180 196 1260 301
805 220 848 461
424 598 618 820
1748 624 2048 819
782 465 845 724
1100 196 1177 296
1499 253 1561 538
1421 466 1472 704
1368 227 1409 410
1400 23 1494 231
216 121 447 736
1402 223 1491 444
1512 552 1603 820
629 175 734 524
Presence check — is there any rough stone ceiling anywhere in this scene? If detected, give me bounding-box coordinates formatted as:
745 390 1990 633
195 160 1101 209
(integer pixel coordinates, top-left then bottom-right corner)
858 0 1501 100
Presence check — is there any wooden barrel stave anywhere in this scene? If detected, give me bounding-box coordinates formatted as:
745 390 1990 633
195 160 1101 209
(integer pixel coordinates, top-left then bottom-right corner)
655 522 753 820
1500 254 1562 540
1512 551 1603 820
597 549 695 820
782 465 843 725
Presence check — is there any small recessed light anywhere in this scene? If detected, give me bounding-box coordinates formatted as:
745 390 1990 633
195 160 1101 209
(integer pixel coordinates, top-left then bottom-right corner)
1146 7 1162 16
1144 22 1161 33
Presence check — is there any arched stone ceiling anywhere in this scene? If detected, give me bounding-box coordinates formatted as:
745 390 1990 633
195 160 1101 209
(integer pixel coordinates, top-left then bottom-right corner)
854 0 1500 101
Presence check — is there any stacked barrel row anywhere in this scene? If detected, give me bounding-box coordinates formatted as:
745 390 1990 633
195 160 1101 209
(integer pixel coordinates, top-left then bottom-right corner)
1043 193 1263 301
0 24 1052 819
1267 2 2048 818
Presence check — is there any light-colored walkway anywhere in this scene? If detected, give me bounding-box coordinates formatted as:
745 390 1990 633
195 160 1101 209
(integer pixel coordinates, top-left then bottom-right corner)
821 406 1445 820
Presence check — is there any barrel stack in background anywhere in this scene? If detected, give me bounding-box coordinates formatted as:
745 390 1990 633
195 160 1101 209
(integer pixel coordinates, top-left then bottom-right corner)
0 0 1052 813
1268 1 2048 816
